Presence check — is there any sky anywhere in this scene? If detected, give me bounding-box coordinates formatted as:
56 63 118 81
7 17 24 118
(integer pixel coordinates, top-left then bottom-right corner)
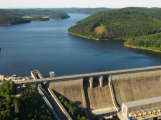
0 0 161 8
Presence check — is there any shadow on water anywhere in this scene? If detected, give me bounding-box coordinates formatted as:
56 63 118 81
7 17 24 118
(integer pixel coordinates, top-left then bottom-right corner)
127 47 161 59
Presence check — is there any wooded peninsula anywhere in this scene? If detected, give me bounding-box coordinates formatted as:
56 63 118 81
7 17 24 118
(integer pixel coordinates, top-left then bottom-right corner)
68 7 161 52
0 9 70 25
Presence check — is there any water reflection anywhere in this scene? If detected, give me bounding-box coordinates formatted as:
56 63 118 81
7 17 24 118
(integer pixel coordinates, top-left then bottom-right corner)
127 47 161 59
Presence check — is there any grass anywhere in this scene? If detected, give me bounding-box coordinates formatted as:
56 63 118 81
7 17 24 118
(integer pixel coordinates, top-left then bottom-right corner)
94 25 107 35
21 16 33 18
42 16 49 18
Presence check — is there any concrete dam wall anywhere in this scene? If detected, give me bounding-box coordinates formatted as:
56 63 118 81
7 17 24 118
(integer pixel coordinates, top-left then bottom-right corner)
49 79 87 109
47 66 161 119
111 70 161 108
83 78 117 116
49 77 117 116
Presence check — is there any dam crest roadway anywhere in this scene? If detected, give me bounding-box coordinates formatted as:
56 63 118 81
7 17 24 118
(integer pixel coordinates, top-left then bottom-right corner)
15 65 161 84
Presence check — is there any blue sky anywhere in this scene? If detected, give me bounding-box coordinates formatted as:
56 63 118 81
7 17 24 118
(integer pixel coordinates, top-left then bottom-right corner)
0 0 161 8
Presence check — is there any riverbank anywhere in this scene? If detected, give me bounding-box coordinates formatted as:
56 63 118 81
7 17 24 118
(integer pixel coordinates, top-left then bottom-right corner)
68 31 161 53
0 21 31 26
67 31 126 41
69 31 161 53
124 44 161 53
67 31 100 40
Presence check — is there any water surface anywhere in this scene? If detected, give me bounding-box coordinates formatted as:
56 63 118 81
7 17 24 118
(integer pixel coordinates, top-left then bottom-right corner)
0 13 161 77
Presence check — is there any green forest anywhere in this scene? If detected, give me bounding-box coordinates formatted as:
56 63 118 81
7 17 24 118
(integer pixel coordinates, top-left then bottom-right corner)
0 7 119 25
59 95 87 120
0 9 70 25
49 12 70 19
0 80 54 120
68 7 161 51
0 14 31 25
28 17 50 21
124 32 161 51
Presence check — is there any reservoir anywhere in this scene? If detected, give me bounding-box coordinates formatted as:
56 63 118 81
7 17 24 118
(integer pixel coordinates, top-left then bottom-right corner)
1 13 161 77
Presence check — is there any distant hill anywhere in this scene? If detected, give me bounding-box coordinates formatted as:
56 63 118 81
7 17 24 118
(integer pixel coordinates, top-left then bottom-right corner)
49 12 70 19
53 8 117 14
0 9 69 17
0 9 70 25
0 14 31 25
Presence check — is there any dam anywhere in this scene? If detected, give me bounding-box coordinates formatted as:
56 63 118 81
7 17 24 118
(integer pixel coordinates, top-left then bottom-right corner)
15 66 161 120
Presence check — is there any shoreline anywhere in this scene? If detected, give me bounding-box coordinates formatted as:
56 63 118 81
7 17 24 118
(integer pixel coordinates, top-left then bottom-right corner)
0 21 31 26
67 31 100 40
124 44 161 53
68 31 161 53
67 31 126 41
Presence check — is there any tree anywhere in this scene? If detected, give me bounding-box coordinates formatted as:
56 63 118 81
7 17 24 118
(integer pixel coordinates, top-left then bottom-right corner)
46 109 50 115
10 83 16 94
4 80 10 90
6 94 11 102
14 99 19 113
0 102 2 110
64 101 68 108
77 115 80 120
14 117 19 120
59 95 64 103
70 100 73 106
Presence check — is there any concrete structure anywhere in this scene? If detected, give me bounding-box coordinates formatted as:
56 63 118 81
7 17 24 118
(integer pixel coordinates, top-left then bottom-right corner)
48 88 72 120
49 79 87 109
0 75 4 81
110 69 161 120
122 96 161 119
89 77 93 89
13 65 161 119
14 65 161 84
31 70 43 79
37 85 60 120
99 76 103 87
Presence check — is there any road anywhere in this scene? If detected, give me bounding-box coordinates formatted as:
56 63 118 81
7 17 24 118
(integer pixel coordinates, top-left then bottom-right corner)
14 65 161 84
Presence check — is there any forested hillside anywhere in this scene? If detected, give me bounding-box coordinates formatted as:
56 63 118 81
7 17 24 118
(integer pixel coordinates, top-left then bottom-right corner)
0 14 31 25
0 9 70 25
68 8 161 40
125 32 161 51
49 12 70 19
68 7 161 51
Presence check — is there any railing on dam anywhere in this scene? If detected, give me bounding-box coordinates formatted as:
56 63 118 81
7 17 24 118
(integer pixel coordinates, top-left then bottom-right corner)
14 65 161 84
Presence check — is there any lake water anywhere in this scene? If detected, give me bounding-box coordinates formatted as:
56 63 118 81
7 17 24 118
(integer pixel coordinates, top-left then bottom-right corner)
1 13 161 77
